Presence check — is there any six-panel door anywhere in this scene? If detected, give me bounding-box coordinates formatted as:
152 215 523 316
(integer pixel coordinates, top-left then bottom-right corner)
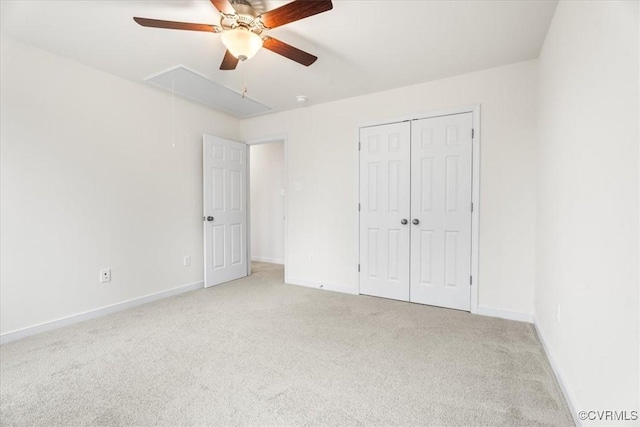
203 135 248 287
410 113 473 311
359 122 412 301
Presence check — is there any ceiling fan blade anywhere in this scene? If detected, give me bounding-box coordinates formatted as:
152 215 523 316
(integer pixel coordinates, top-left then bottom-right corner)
263 37 317 66
210 0 237 15
133 17 221 33
259 0 333 29
220 50 240 70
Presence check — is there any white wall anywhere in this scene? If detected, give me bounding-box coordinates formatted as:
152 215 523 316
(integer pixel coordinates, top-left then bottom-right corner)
241 60 538 315
250 142 285 264
536 1 639 417
0 37 240 335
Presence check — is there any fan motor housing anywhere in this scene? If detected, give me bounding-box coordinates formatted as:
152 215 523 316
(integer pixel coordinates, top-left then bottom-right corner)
220 2 264 34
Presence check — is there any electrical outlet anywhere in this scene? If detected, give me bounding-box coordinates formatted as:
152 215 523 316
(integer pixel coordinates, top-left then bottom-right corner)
100 269 111 283
183 256 191 267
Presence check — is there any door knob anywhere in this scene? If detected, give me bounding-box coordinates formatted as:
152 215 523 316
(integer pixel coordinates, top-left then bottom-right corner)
412 219 420 225
401 219 408 225
204 216 214 222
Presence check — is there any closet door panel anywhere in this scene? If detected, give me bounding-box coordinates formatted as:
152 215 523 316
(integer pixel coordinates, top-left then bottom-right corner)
410 113 473 311
359 122 411 301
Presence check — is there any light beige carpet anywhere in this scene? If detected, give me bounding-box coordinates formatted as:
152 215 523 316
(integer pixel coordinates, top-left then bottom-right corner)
1 262 573 426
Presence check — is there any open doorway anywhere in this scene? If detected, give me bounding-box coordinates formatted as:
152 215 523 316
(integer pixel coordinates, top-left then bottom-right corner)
247 138 286 279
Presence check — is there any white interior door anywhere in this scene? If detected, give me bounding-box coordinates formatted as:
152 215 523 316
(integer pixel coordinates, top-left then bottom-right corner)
410 113 473 310
203 135 248 287
359 122 411 301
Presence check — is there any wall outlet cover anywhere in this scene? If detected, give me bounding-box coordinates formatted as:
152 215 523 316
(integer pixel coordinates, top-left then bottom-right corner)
100 269 111 283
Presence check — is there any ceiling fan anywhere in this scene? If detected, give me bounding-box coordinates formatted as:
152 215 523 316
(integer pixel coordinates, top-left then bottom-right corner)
133 0 333 70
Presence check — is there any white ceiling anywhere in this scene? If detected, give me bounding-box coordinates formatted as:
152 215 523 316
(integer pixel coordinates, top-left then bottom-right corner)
1 0 558 113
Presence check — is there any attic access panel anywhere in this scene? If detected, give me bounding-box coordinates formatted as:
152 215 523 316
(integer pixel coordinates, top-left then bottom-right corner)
145 66 272 119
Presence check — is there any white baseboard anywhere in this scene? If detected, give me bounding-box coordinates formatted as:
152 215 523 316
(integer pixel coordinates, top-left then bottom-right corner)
287 277 359 295
251 256 284 265
534 316 582 427
0 281 204 345
477 305 534 323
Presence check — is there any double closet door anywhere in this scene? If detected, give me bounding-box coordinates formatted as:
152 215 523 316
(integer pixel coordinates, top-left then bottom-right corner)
359 113 473 311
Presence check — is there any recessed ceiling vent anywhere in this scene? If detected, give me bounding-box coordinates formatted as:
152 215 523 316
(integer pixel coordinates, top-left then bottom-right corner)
144 66 272 119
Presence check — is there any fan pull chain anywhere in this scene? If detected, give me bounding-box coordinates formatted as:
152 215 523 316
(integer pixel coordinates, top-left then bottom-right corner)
241 61 248 98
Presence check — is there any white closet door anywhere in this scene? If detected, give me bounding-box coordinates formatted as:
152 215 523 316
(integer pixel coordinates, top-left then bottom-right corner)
410 113 473 310
203 135 248 288
359 122 411 301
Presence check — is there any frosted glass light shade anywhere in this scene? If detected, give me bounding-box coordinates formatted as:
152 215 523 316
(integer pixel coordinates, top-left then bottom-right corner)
221 28 263 61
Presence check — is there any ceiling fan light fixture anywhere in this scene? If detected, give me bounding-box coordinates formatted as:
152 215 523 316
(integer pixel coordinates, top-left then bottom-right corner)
221 28 263 61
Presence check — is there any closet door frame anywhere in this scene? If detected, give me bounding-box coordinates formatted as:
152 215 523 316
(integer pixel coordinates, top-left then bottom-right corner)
356 105 480 314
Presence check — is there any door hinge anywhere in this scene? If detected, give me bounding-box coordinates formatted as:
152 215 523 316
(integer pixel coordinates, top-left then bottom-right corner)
358 264 361 272
470 276 473 286
358 142 361 151
471 129 475 139
471 202 474 212
358 203 361 211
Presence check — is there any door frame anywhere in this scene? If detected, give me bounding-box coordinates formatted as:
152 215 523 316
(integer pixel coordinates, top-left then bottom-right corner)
356 105 481 314
245 134 289 282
